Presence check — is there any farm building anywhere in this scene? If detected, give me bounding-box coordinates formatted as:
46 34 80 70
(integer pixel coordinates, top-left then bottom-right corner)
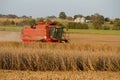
74 17 86 23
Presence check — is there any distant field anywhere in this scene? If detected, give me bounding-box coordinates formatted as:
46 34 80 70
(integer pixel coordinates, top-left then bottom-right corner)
0 18 23 23
67 29 120 35
0 25 120 35
0 25 23 32
0 31 120 47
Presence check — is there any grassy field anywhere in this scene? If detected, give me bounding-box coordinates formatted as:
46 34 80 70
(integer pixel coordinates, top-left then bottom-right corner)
0 25 23 32
0 25 120 35
67 29 120 35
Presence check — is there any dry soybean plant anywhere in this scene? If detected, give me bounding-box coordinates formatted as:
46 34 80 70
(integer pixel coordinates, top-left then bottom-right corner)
0 41 120 71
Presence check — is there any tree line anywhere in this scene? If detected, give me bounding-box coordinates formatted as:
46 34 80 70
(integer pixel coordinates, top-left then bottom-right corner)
0 14 32 18
0 12 120 30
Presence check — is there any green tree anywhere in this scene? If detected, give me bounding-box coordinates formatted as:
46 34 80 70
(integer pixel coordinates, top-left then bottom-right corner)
7 14 18 18
104 17 110 22
59 12 67 19
21 19 36 25
67 22 89 29
36 18 44 23
67 16 73 20
46 15 56 19
91 13 104 29
85 15 92 20
74 14 83 19
113 19 120 30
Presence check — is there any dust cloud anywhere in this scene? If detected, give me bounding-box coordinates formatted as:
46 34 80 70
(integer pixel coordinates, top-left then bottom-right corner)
0 31 21 41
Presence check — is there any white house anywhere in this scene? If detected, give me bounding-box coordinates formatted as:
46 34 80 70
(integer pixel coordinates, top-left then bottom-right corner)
74 17 86 23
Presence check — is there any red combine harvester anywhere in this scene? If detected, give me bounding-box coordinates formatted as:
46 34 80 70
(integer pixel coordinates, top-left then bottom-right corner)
21 22 69 43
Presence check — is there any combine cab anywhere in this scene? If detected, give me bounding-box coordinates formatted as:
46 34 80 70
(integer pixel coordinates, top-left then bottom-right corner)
21 23 69 43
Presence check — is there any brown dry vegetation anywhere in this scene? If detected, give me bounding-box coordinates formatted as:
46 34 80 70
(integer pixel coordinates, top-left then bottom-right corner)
0 31 120 80
0 42 120 71
0 18 23 23
0 70 120 80
70 34 120 47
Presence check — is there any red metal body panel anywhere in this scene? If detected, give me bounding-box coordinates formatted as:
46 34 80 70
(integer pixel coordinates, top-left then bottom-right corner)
22 23 50 42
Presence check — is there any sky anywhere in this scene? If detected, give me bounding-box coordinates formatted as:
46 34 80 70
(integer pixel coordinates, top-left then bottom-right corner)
0 0 120 18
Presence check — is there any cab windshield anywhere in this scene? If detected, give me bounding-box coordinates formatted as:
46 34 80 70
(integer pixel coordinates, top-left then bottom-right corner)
50 27 63 39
